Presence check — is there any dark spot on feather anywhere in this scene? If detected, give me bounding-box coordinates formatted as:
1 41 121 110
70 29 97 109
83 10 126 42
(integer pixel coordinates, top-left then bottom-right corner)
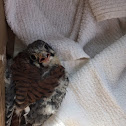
42 88 49 91
44 44 48 50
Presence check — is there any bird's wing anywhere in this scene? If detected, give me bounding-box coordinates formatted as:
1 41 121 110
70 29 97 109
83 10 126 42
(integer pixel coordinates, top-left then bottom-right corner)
10 52 65 126
11 52 41 109
25 70 69 126
11 52 65 109
27 65 65 104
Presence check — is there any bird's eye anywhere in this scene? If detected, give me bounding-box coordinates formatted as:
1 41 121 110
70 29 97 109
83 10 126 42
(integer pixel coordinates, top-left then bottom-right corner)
30 54 37 61
41 58 45 61
44 44 48 50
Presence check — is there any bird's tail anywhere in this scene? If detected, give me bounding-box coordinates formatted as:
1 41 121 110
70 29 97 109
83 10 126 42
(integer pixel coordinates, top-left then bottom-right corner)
11 110 28 126
11 111 20 126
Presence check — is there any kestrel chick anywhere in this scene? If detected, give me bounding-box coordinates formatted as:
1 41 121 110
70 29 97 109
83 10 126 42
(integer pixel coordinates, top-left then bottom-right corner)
5 40 69 126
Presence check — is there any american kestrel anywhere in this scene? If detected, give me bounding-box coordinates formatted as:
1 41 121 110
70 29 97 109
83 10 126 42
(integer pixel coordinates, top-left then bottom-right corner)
5 40 69 126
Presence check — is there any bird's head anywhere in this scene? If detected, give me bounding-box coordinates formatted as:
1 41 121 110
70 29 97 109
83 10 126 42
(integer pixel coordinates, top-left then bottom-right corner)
26 40 59 68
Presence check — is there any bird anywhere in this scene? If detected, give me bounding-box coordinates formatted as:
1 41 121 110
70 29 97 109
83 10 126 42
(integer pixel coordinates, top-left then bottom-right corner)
5 40 69 126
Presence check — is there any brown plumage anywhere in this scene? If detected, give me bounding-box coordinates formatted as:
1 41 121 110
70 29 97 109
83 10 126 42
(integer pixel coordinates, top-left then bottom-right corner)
5 40 68 126
11 52 65 126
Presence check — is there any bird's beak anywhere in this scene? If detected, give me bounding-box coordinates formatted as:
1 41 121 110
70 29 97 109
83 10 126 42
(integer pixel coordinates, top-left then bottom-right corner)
39 53 50 63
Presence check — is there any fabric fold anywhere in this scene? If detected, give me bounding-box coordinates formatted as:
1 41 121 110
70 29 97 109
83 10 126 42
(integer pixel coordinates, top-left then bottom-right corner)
4 0 89 61
47 38 90 61
89 0 126 21
4 0 126 125
68 35 126 126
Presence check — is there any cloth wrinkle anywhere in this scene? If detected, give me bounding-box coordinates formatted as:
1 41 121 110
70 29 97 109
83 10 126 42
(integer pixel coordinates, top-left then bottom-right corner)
4 0 126 125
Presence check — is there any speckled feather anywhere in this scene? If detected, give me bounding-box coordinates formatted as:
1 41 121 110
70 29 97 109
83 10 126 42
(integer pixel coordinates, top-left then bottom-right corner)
5 40 69 126
11 52 65 109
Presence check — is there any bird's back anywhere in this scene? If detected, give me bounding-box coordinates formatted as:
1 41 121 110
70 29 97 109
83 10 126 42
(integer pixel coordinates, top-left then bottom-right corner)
6 51 67 126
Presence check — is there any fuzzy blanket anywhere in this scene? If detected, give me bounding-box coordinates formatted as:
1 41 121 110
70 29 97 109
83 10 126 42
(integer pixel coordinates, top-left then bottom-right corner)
4 0 126 125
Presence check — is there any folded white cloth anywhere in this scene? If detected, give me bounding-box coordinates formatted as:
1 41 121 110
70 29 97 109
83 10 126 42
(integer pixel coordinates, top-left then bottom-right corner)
4 0 126 125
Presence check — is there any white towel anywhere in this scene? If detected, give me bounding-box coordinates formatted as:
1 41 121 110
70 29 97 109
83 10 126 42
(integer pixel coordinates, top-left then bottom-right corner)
4 0 126 125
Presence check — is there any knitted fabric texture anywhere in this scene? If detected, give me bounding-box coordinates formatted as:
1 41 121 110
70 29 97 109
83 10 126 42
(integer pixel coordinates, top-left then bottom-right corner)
4 0 126 126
